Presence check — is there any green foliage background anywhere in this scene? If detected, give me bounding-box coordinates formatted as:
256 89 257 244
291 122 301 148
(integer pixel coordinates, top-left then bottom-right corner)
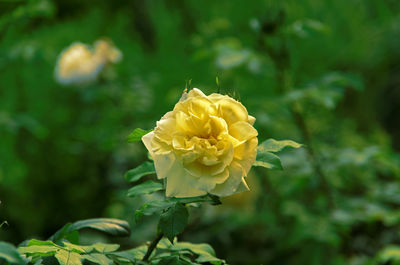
1 0 400 264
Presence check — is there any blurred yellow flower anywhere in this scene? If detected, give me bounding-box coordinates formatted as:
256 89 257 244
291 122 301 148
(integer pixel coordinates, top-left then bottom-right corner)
142 88 258 198
55 39 122 85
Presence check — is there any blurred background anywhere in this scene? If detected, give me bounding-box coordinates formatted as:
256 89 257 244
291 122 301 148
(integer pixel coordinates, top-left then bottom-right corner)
1 0 400 264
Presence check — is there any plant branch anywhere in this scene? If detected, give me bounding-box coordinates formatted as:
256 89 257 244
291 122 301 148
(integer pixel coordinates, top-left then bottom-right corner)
142 233 163 262
258 23 336 209
289 102 336 208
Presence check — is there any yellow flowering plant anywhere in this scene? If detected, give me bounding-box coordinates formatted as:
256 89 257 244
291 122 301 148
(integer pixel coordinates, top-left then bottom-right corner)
124 87 301 262
54 39 122 86
6 87 300 265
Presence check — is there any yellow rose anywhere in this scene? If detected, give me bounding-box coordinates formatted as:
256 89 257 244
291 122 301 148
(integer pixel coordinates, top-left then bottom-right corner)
142 88 258 198
55 39 122 85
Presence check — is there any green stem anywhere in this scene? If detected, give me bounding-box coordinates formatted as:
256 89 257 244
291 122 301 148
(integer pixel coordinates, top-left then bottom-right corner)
258 25 336 209
142 233 163 262
289 102 336 208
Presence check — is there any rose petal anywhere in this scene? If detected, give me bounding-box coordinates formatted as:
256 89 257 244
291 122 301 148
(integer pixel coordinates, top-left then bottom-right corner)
248 115 256 125
181 151 201 164
209 115 229 137
153 153 176 179
210 161 245 197
189 97 214 117
218 98 249 124
208 93 226 102
188 88 207 98
235 178 250 193
142 131 155 156
202 155 219 166
185 141 233 177
229 121 258 141
234 137 258 173
189 167 230 192
154 111 176 144
175 111 193 134
175 88 212 116
166 158 207 197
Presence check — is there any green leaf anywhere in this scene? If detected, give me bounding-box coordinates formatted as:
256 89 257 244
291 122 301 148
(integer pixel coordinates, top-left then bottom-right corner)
255 139 301 170
49 218 130 242
32 258 42 265
127 128 153 143
48 223 72 243
174 242 224 264
18 245 57 256
55 249 82 265
18 240 59 256
125 161 156 182
179 255 197 264
127 180 163 197
48 223 79 244
65 230 79 244
172 195 221 205
285 72 363 109
19 239 120 265
135 200 176 223
378 245 400 263
62 242 119 255
254 151 283 170
82 253 113 265
321 72 364 91
258 139 302 153
161 240 226 265
0 242 26 265
62 242 86 254
68 218 130 237
157 256 191 265
26 240 57 247
90 243 120 253
109 246 147 262
135 195 220 223
108 252 138 263
287 19 328 38
159 203 189 243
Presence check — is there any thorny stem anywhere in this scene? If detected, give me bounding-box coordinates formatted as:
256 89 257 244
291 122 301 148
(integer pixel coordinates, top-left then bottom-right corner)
290 102 336 208
259 27 336 209
142 233 163 262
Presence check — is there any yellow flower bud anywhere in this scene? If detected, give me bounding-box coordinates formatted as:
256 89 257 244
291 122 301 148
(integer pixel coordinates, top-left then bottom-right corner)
142 88 258 198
